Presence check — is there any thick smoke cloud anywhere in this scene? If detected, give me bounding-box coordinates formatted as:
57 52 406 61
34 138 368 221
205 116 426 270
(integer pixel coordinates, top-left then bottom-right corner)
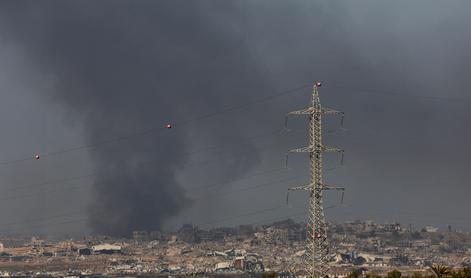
1 1 471 235
0 1 266 236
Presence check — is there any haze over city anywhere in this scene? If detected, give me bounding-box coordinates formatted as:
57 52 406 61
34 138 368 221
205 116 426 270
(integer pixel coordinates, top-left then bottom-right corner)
0 0 470 239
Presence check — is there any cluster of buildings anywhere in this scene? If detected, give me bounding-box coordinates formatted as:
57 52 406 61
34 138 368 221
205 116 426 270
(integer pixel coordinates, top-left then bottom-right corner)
0 219 470 277
329 220 471 274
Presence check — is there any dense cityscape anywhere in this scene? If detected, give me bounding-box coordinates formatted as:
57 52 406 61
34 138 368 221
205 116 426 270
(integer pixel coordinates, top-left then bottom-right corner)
0 219 470 277
1 1 471 278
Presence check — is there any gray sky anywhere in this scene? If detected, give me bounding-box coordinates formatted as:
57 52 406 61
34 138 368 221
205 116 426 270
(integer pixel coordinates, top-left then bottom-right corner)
0 1 470 237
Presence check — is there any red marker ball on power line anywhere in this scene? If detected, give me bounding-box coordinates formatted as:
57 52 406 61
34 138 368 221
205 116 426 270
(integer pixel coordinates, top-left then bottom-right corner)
35 154 40 160
165 124 172 129
315 81 322 87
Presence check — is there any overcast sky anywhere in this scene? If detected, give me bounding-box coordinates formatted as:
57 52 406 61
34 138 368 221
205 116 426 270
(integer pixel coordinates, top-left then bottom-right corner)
0 1 470 237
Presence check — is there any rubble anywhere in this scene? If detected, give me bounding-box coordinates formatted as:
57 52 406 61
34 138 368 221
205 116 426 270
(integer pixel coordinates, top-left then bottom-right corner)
0 219 469 276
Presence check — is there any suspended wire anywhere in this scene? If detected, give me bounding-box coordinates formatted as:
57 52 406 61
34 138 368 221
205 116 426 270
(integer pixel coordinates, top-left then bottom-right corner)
0 84 311 166
0 180 347 233
0 198 286 233
2 172 96 193
359 205 471 224
4 81 469 235
0 217 89 235
0 183 89 202
3 202 468 235
180 201 287 230
330 84 470 103
187 167 289 191
0 210 293 235
0 150 322 230
1 81 467 167
0 197 307 234
246 211 307 227
0 153 342 210
0 129 344 204
2 128 282 191
0 210 86 227
0 178 352 235
7 180 470 235
193 175 306 201
0 141 308 202
0 127 306 193
155 200 346 231
0 167 300 204
195 202 326 229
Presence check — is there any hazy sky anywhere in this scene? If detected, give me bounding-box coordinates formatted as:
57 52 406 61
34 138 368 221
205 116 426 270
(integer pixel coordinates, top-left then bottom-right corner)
0 1 470 237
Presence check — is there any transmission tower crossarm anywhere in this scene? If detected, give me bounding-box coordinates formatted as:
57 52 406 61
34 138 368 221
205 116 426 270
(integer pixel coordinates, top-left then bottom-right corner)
286 184 311 205
285 107 315 129
288 184 311 191
289 146 314 153
288 107 315 115
321 184 345 191
322 146 344 153
285 146 314 167
322 146 345 165
323 184 346 205
322 107 343 116
322 107 345 128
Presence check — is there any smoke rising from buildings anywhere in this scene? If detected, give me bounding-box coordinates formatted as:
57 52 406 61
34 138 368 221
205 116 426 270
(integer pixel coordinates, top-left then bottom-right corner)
0 1 267 235
1 1 471 235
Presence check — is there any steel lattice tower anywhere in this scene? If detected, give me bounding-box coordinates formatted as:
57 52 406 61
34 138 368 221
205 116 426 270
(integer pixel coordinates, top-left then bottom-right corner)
286 81 345 278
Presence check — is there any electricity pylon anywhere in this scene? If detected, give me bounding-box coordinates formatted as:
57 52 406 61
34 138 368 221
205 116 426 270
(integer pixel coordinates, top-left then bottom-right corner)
285 81 345 278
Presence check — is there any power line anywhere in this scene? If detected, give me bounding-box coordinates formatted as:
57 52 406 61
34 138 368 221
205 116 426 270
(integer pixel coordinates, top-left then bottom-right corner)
1 82 468 167
0 181 350 234
0 147 304 205
0 127 343 206
182 202 287 230
0 210 86 227
187 167 289 191
0 128 303 193
0 183 89 202
0 198 308 235
0 217 89 235
4 200 471 235
0 84 310 166
0 169 302 204
0 158 317 233
193 175 306 201
330 84 471 103
0 149 346 211
195 200 337 229
4 81 471 239
1 173 96 193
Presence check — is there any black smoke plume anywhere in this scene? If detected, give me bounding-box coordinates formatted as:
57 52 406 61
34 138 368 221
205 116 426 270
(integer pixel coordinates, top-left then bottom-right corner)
0 1 264 236
3 1 471 233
